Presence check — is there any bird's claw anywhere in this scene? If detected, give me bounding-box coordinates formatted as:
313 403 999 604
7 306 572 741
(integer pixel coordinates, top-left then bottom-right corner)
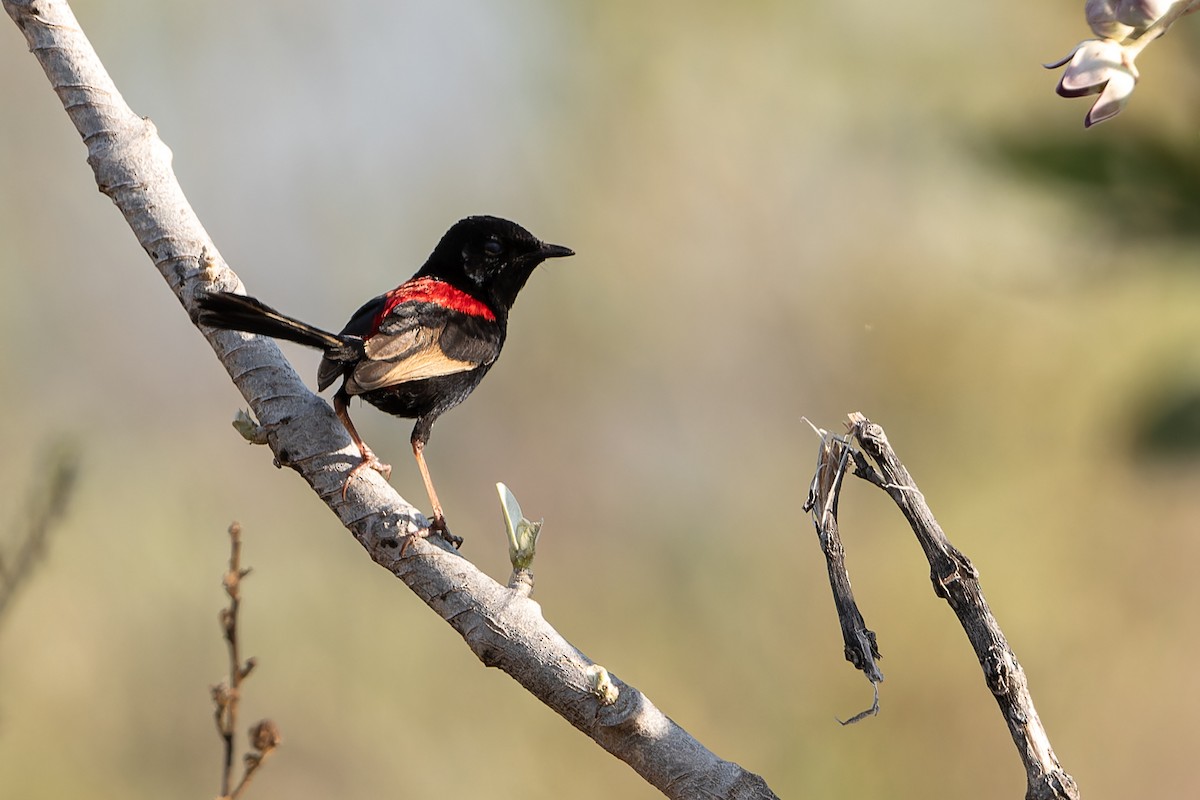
340 452 393 500
392 516 461 557
430 515 463 549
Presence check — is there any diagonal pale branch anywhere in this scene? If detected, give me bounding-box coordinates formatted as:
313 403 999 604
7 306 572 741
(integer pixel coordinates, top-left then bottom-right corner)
2 1 777 797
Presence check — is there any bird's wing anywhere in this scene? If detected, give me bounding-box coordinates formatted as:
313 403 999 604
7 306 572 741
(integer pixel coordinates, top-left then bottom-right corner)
347 305 497 393
317 293 388 391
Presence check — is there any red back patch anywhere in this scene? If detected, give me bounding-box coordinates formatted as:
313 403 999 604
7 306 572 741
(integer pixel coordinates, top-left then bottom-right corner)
375 277 496 329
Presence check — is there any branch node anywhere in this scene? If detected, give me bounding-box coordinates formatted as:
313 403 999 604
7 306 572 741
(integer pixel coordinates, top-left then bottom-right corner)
586 664 619 706
232 408 272 445
249 718 282 753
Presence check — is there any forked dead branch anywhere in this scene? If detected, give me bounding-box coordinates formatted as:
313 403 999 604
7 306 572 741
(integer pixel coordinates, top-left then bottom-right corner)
806 413 1080 800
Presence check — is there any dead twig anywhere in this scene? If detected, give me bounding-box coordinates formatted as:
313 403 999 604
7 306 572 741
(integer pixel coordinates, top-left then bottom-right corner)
211 522 280 800
802 419 882 722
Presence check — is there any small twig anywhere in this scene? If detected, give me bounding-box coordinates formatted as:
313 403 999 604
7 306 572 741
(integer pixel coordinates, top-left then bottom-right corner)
498 483 542 597
835 682 879 726
802 419 883 691
230 720 282 799
844 412 1078 800
211 523 280 800
0 442 79 630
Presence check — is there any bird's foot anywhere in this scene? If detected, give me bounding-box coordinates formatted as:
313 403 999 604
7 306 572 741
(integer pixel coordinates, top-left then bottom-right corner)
394 515 462 557
429 514 463 549
340 449 393 500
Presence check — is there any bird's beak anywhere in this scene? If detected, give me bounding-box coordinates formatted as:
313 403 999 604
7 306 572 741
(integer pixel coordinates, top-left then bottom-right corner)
539 242 575 260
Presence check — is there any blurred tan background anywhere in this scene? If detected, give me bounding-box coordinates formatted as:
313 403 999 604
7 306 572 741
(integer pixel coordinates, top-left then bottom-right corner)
3 1 1200 797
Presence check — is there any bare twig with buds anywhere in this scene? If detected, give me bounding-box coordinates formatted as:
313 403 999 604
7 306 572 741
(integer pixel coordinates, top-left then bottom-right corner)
211 523 280 800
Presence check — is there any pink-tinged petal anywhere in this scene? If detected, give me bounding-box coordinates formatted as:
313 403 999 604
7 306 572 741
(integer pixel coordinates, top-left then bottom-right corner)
1117 0 1173 28
1084 68 1137 126
1057 73 1106 98
1057 39 1126 97
1087 0 1136 38
1044 42 1086 70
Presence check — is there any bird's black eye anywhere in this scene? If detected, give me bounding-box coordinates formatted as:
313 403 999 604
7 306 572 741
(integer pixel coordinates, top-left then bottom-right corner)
482 238 504 257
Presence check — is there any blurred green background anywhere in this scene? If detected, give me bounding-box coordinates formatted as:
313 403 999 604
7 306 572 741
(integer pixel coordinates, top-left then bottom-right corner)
3 1 1200 797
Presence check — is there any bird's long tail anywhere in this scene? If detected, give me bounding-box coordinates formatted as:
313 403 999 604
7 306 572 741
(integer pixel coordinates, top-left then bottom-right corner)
196 291 347 351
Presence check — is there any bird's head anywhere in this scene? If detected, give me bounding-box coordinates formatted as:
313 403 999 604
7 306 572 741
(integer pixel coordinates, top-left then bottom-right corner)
422 216 574 312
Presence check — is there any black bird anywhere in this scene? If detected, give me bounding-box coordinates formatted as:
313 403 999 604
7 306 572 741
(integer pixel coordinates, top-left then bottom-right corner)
196 215 574 543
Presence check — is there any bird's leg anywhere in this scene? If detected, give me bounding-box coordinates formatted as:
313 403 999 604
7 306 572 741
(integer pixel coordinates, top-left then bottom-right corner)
412 437 462 549
334 391 392 499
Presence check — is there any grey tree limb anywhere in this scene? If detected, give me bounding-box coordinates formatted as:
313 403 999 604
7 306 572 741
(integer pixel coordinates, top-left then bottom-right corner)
2 1 777 797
